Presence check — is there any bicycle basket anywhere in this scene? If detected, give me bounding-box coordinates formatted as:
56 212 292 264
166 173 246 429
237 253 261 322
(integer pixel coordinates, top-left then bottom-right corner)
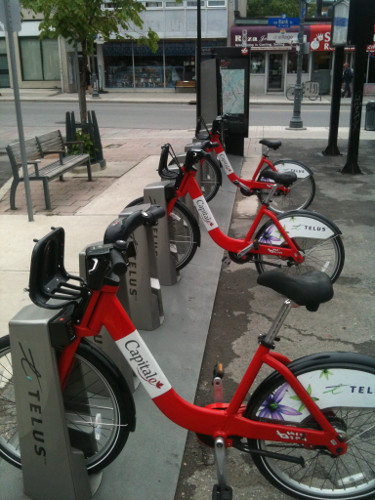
28 227 86 309
158 143 181 180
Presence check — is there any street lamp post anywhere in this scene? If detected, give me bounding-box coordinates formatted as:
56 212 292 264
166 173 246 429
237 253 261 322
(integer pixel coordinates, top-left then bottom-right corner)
91 51 99 98
289 0 308 129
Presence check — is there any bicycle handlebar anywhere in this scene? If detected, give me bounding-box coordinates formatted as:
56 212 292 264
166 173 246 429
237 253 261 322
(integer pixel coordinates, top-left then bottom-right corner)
104 205 165 245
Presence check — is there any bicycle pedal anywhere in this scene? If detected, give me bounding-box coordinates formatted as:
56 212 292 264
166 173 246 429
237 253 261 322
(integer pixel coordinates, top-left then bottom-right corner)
212 484 233 500
213 362 224 379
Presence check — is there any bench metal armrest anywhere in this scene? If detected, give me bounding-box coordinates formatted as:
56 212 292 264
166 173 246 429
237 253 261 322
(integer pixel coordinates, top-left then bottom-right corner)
65 140 84 154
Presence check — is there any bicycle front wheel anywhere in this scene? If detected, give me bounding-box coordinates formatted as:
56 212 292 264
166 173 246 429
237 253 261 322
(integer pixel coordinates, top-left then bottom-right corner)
245 352 375 500
0 336 134 474
258 160 316 213
254 211 345 282
126 197 200 271
199 156 222 202
168 199 200 270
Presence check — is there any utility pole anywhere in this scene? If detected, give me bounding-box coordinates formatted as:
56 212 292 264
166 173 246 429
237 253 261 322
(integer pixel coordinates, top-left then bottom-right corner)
289 0 307 129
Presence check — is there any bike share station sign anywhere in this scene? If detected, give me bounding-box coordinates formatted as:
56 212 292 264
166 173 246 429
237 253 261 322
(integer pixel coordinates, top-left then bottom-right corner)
201 47 250 156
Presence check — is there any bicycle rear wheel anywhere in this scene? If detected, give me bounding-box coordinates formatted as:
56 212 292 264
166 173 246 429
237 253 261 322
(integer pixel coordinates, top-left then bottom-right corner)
245 352 375 500
254 211 345 283
0 336 134 473
257 160 316 213
126 198 200 270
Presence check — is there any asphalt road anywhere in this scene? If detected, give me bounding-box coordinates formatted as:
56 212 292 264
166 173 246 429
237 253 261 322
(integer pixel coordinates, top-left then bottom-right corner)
0 101 355 130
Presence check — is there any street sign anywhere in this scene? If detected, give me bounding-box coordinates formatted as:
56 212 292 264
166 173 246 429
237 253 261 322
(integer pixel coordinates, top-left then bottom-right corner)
268 14 300 29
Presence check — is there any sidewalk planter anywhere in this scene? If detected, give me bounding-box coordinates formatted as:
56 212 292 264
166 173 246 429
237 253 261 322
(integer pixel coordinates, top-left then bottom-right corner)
65 111 106 167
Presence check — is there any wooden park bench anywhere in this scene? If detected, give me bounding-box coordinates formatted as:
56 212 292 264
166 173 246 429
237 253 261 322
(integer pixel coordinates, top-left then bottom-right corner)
175 80 196 93
6 130 92 210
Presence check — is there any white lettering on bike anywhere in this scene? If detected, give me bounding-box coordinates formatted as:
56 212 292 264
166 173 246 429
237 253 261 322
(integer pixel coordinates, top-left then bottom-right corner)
116 331 171 398
267 248 283 254
193 196 218 231
304 225 326 232
217 151 234 175
276 430 307 442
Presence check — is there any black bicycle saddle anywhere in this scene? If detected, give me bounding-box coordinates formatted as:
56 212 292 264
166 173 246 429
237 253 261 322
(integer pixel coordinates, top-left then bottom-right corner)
259 139 282 150
257 271 334 311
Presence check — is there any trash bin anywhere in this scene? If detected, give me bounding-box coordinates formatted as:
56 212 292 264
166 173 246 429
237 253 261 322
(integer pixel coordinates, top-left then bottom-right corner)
365 101 375 131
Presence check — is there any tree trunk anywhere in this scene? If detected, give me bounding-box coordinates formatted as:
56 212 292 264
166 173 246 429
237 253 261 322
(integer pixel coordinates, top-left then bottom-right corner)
79 41 88 132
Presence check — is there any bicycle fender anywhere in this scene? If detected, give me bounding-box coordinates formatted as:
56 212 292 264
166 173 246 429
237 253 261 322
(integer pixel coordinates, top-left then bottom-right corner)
260 210 341 242
273 159 314 179
247 351 375 418
280 210 342 235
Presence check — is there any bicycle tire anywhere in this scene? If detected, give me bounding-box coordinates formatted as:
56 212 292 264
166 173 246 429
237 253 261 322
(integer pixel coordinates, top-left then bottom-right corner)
245 352 375 500
254 211 345 283
168 156 222 202
257 160 316 213
126 198 200 271
199 156 222 202
286 87 295 101
0 336 134 474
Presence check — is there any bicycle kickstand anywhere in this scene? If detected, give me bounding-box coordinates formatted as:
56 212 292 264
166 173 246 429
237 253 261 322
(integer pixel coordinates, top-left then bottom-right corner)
212 437 233 500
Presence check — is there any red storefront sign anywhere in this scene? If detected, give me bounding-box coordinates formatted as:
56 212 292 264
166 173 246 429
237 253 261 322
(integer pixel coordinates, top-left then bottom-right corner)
309 24 375 52
309 25 333 51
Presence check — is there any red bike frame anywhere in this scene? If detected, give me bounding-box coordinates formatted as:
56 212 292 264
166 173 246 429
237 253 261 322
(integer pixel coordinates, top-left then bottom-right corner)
168 167 303 263
58 283 346 456
207 132 290 195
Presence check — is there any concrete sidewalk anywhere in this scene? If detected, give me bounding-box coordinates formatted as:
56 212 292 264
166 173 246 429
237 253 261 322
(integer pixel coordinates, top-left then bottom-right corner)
0 97 374 499
1 86 373 106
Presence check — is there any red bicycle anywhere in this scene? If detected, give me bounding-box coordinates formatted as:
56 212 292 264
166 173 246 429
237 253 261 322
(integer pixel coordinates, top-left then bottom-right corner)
173 115 316 213
128 143 345 281
1 216 374 499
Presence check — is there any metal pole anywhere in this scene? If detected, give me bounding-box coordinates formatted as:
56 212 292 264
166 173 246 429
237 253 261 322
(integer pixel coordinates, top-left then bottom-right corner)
91 50 99 97
341 39 367 174
289 0 305 129
4 0 33 220
323 46 344 156
195 0 202 137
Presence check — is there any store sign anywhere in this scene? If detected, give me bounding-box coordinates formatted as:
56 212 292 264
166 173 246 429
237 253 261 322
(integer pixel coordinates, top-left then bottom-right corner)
232 26 302 51
309 25 333 51
310 24 375 51
268 15 300 29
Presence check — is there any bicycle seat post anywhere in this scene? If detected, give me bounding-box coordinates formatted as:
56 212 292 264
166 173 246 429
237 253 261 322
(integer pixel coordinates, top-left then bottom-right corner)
261 299 292 347
262 183 279 205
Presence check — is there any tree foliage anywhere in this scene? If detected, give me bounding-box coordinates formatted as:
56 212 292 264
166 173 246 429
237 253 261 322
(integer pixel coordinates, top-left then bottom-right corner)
247 0 299 17
21 0 159 126
247 0 318 18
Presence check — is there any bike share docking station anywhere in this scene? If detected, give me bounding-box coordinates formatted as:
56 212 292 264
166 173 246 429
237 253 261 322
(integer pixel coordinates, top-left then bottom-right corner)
9 306 98 500
78 196 174 393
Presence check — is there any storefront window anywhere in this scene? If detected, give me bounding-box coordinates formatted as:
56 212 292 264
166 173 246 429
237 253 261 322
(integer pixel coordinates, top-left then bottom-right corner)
250 53 265 74
165 42 195 86
19 38 59 81
0 39 10 87
313 51 331 70
287 52 308 73
103 40 224 88
134 44 164 88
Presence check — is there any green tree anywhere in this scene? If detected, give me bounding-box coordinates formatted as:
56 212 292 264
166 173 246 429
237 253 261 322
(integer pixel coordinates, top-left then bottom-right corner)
247 0 318 18
22 0 159 127
247 0 300 17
